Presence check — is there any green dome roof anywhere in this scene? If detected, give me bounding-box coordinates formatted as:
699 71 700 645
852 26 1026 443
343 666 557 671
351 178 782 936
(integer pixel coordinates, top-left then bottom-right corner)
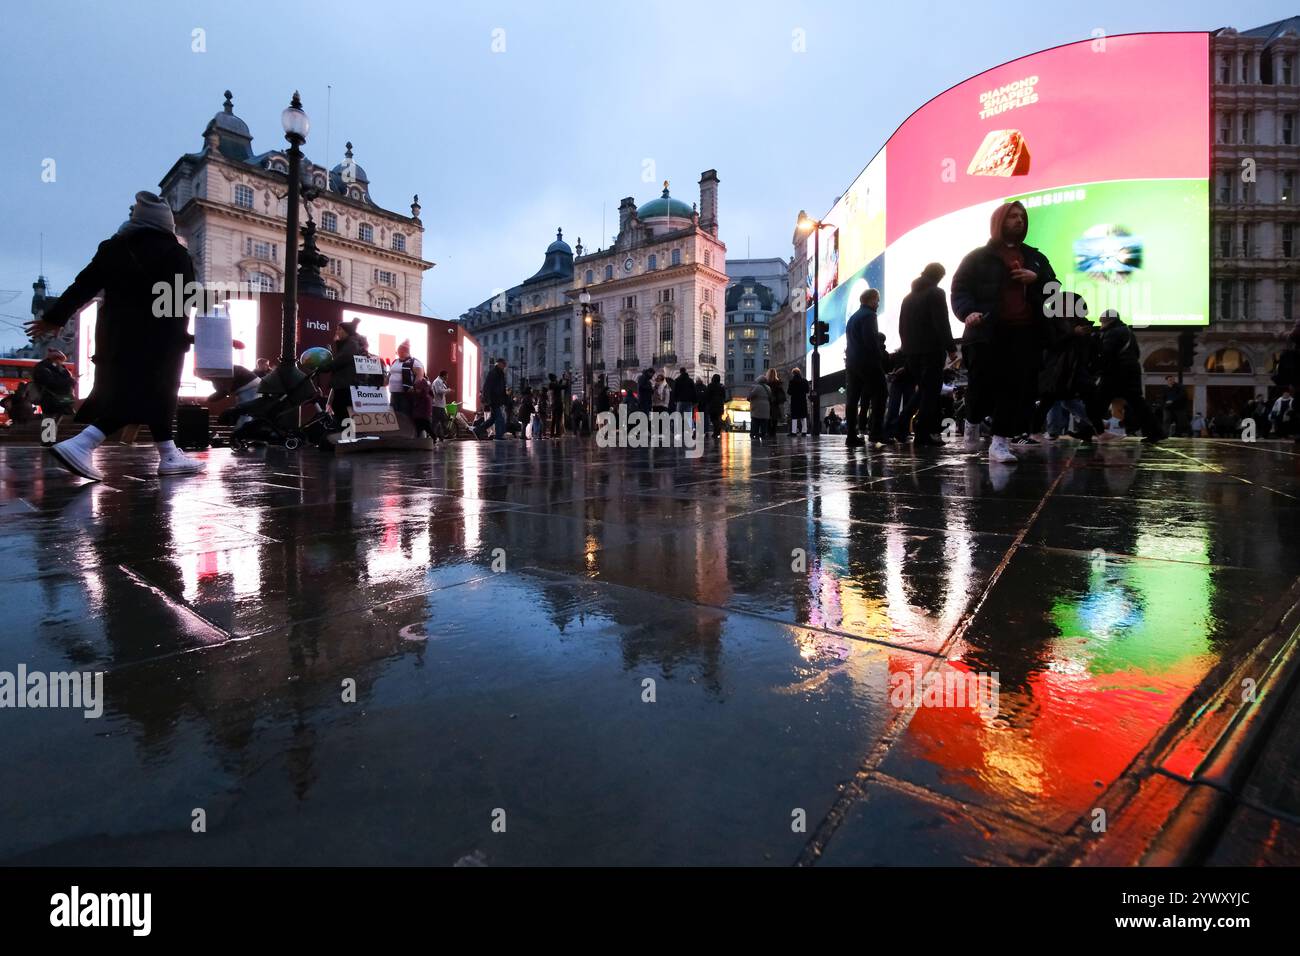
638 182 693 220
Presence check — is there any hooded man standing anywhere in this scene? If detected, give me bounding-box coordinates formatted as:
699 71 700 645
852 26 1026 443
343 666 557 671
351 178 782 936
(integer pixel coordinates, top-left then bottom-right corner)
899 263 957 446
844 288 887 448
24 191 204 480
951 200 1057 463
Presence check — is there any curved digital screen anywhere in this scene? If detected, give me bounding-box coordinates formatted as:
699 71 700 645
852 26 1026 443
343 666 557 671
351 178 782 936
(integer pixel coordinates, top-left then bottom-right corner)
812 32 1210 379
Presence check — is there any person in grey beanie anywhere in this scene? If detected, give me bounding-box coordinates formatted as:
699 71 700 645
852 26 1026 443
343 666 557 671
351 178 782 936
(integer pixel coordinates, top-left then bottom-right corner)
24 191 205 481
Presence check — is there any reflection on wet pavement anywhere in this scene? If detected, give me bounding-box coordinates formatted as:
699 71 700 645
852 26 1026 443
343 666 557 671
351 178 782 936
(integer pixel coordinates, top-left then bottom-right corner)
1 436 1297 865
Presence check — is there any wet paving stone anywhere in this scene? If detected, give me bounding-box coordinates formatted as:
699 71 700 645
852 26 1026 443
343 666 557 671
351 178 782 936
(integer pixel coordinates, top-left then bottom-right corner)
1 436 1297 864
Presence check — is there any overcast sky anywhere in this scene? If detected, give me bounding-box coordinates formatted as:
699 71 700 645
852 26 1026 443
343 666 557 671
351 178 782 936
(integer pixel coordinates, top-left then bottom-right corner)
0 0 1294 349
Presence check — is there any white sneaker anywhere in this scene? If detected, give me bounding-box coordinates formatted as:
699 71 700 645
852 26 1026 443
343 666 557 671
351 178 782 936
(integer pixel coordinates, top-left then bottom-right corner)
157 442 206 476
989 436 1018 463
51 433 105 481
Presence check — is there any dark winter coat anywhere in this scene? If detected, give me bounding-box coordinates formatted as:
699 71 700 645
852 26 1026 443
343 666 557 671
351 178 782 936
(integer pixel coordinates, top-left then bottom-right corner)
325 335 362 392
1096 318 1143 382
950 201 1057 346
845 306 882 368
705 380 727 414
787 373 809 404
899 276 955 356
484 366 508 407
409 378 434 420
671 370 695 404
39 225 196 424
33 359 76 412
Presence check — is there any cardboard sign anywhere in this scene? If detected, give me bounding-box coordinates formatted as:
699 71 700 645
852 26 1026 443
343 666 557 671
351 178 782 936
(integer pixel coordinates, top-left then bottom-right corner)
194 312 233 378
353 355 382 377
349 410 399 433
349 385 391 413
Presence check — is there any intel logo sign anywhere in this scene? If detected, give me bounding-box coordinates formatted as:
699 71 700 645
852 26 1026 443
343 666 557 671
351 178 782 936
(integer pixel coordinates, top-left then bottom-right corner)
305 320 329 331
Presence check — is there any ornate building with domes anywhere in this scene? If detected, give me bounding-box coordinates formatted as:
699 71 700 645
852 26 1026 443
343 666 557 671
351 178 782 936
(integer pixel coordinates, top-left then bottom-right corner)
461 172 727 396
568 171 727 392
157 91 433 315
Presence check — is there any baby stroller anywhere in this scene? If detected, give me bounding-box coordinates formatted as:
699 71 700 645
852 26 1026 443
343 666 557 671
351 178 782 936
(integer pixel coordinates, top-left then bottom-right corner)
215 364 333 450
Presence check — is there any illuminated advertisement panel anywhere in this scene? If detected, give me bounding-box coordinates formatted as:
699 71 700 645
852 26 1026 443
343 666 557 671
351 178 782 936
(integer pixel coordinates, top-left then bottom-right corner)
813 32 1209 379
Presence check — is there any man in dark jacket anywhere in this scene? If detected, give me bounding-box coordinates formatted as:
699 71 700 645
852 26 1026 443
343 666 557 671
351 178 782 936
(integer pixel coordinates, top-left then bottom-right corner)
24 191 203 480
484 358 509 439
787 367 810 435
1090 309 1163 443
844 288 887 448
1161 375 1188 436
951 200 1057 463
636 368 653 415
899 263 957 446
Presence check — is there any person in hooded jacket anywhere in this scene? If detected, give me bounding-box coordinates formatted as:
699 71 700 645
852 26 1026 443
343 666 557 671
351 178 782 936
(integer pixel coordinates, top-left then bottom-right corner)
637 368 654 414
324 319 364 423
951 200 1057 463
25 191 204 480
899 262 958 446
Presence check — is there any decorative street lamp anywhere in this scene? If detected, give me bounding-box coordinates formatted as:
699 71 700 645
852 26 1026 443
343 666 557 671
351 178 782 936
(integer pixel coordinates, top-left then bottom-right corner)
579 290 594 435
797 209 835 437
280 92 310 370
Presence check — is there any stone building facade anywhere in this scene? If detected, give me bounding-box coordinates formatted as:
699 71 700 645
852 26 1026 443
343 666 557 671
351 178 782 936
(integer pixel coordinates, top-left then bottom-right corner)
1136 19 1299 417
722 258 787 397
570 172 728 392
158 91 433 316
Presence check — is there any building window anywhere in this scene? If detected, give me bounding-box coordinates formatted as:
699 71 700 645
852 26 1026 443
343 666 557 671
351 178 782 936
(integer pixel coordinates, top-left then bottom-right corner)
1243 179 1256 203
659 312 673 353
358 223 374 243
328 258 343 277
563 316 571 330
1283 224 1295 258
742 327 757 339
1217 113 1230 144
605 265 614 280
1282 171 1296 204
671 248 681 266
726 329 736 341
704 250 712 267
1283 114 1296 146
563 337 571 353
375 269 396 287
585 269 594 284
658 288 674 304
1218 55 1231 83
622 295 636 310
249 271 274 292
703 288 712 303
324 287 339 300
234 184 254 209
1217 279 1232 319
376 297 394 310
1240 111 1253 145
648 254 657 270
245 238 275 260
623 320 636 358
1240 223 1253 257
392 233 406 252
321 211 338 233
701 313 712 348
1284 281 1295 322
1217 224 1231 258
743 357 754 370
744 312 755 323
591 320 603 352
1282 55 1295 86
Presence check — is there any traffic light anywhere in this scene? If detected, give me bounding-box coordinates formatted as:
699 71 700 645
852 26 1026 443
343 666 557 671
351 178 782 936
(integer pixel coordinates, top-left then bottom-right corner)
1177 329 1197 369
809 321 830 347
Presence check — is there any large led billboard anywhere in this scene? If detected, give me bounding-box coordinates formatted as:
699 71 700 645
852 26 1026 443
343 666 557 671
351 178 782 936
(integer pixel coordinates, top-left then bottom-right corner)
811 32 1210 379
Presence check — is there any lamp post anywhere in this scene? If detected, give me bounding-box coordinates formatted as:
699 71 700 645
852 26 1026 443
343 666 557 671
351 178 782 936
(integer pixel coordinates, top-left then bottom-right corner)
797 210 834 437
579 290 594 435
280 92 310 371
